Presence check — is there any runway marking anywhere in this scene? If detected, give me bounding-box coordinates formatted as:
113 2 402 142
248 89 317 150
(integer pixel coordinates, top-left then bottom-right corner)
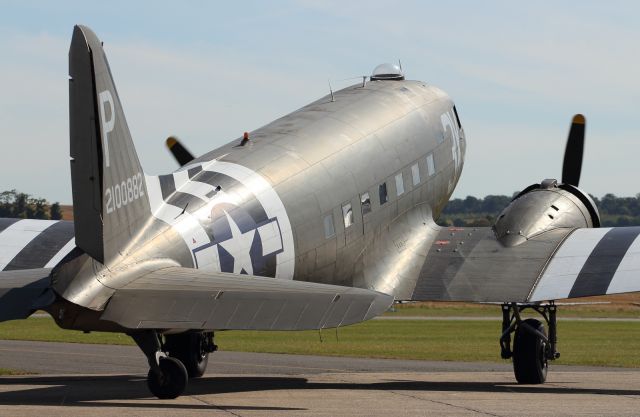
191 395 241 417
389 390 503 417
329 373 504 417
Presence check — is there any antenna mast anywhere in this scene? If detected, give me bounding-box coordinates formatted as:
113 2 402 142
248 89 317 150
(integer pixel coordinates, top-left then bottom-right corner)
328 79 335 102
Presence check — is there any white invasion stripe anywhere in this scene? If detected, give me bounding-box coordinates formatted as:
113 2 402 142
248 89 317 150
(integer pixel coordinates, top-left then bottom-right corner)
606 233 640 294
0 219 58 270
529 228 611 301
146 173 164 214
44 238 76 268
173 170 190 190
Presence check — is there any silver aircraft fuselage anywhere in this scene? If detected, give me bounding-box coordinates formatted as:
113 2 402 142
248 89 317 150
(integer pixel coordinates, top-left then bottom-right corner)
54 78 466 313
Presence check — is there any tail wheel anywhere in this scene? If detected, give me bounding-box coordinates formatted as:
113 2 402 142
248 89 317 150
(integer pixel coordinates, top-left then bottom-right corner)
147 356 188 399
165 332 210 378
513 318 548 384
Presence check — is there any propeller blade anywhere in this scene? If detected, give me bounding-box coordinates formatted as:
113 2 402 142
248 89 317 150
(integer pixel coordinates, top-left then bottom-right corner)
165 136 195 166
561 114 585 187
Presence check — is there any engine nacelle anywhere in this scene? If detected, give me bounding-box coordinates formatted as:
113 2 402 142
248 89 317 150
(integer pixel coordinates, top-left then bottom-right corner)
493 179 600 247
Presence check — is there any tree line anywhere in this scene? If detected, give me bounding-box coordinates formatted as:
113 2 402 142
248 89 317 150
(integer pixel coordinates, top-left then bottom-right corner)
2 188 639 227
0 190 62 220
439 193 640 227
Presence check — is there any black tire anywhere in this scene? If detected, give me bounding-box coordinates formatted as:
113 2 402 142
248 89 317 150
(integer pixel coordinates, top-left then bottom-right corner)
513 318 548 384
165 332 209 378
147 356 188 399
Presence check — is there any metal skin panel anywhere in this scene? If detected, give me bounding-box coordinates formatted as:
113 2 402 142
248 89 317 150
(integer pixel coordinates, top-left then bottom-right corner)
494 186 594 247
99 266 393 330
412 227 572 302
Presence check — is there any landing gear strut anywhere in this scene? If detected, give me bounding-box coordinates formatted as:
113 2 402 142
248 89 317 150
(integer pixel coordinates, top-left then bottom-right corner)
499 302 560 384
131 330 217 399
165 331 217 378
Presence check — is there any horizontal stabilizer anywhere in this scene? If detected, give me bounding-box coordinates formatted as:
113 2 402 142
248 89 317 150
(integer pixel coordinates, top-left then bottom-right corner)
0 219 75 272
100 266 393 330
0 268 51 322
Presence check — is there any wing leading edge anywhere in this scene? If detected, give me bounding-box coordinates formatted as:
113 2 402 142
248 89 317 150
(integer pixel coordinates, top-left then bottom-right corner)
411 226 640 303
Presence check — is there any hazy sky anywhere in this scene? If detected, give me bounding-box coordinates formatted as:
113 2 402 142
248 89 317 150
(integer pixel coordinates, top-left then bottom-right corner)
1 1 638 203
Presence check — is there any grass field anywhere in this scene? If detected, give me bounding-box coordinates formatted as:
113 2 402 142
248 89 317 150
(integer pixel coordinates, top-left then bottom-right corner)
0 368 33 376
1 314 639 369
387 294 640 318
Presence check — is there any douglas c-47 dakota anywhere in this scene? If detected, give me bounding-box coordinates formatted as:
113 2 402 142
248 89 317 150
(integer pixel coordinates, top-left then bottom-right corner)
1 25 639 399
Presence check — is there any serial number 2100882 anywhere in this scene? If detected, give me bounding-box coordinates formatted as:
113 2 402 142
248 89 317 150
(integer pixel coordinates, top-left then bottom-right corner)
105 172 145 214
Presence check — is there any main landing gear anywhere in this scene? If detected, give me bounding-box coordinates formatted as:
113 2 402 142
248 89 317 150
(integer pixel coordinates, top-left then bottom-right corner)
131 330 217 399
499 302 560 384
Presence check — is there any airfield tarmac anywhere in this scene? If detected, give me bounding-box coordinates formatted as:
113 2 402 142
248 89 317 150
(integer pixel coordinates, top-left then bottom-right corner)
0 340 638 416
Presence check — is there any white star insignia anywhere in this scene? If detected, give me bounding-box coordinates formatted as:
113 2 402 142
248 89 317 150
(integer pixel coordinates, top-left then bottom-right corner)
218 210 256 274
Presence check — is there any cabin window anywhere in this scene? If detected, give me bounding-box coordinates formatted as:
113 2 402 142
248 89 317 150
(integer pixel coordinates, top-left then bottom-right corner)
323 214 335 238
342 203 354 228
426 153 435 176
361 192 371 216
379 183 388 205
411 163 420 185
395 173 404 196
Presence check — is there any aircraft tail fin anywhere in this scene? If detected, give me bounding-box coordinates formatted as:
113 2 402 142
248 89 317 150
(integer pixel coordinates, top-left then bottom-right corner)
69 25 152 265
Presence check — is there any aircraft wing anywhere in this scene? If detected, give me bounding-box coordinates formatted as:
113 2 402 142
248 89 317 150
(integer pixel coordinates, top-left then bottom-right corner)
411 226 640 303
100 266 393 330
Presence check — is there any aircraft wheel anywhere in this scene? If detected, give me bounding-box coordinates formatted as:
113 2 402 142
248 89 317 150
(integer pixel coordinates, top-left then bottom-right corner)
147 356 188 399
165 332 209 378
513 318 548 384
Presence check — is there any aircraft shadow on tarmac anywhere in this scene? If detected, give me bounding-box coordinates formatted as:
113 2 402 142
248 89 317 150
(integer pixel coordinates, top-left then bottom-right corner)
0 375 639 410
